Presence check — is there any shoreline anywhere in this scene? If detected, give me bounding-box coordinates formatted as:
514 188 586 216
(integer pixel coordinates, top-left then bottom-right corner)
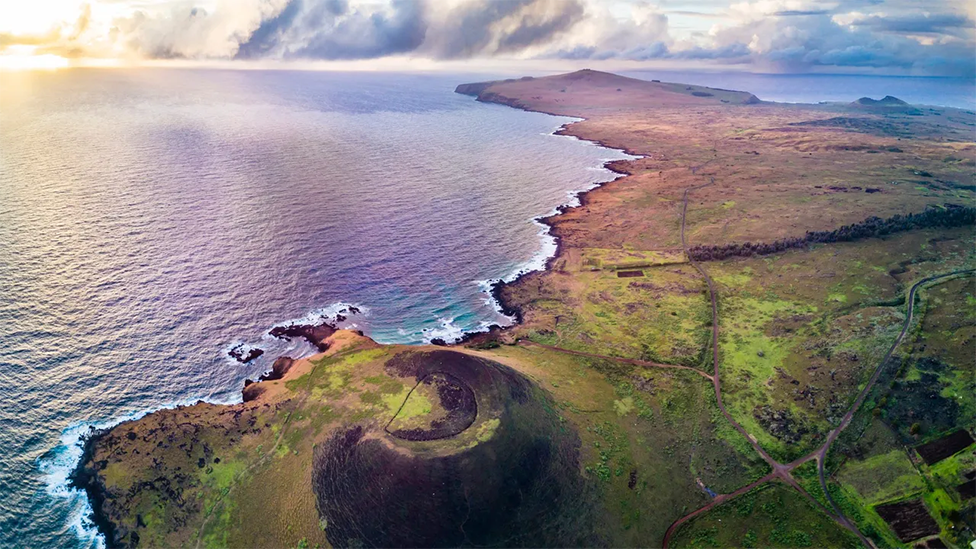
470 111 641 331
62 88 638 547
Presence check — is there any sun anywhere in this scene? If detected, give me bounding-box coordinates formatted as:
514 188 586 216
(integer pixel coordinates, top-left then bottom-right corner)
0 47 70 71
0 1 86 35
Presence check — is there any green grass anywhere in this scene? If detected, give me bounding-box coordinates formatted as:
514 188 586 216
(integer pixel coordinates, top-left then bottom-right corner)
671 483 860 549
835 449 925 505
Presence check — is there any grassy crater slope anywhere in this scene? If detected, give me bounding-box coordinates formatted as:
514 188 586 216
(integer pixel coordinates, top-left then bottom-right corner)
73 330 769 548
74 336 603 548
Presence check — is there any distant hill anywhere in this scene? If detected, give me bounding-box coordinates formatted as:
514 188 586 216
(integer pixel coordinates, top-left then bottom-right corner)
456 69 761 113
853 96 910 107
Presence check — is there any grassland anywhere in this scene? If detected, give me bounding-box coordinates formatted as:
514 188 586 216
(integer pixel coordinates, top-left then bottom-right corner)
76 70 974 548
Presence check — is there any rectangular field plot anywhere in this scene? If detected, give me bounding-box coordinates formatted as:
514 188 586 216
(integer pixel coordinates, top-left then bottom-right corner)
915 430 975 465
874 499 940 542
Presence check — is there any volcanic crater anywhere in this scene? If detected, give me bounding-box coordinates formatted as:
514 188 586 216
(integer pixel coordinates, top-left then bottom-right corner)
311 350 599 548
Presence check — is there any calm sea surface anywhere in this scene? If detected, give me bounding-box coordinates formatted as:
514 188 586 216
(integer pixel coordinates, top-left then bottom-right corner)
0 69 630 548
1 68 969 548
623 70 976 109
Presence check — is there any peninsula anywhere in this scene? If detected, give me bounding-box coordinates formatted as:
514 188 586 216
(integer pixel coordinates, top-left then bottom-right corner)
74 70 976 549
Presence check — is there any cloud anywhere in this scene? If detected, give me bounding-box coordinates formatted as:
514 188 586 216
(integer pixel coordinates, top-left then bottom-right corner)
773 9 831 16
543 2 672 60
543 3 974 77
1 0 973 76
420 0 586 58
235 0 428 60
846 12 974 36
0 3 91 53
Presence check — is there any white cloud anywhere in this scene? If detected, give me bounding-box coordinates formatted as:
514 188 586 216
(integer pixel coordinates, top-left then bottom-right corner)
1 0 972 76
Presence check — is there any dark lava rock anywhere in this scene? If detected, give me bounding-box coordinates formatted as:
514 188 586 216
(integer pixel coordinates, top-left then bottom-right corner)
258 356 295 382
268 322 335 351
313 350 600 548
242 383 265 403
228 345 264 363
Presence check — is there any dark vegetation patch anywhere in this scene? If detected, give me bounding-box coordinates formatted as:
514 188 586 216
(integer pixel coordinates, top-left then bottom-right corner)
617 270 645 278
874 499 940 542
753 405 809 444
688 206 975 261
884 358 961 440
790 116 924 137
314 350 599 548
957 480 975 500
915 430 975 465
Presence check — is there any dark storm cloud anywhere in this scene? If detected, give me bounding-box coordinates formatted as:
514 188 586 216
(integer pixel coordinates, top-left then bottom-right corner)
423 0 585 58
493 0 585 54
290 0 427 59
235 0 304 58
235 0 426 60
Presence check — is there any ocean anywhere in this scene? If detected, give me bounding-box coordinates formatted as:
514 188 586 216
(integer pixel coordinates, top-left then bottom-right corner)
0 69 630 548
0 68 969 548
621 70 976 110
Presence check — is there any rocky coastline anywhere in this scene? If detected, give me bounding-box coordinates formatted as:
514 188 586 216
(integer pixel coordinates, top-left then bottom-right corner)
456 78 641 341
71 79 644 546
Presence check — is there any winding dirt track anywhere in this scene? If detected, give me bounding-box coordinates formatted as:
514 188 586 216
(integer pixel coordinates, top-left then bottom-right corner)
509 156 972 548
815 269 975 539
660 160 975 548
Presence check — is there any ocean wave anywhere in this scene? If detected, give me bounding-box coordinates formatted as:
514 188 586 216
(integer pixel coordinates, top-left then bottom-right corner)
420 317 466 344
265 302 369 334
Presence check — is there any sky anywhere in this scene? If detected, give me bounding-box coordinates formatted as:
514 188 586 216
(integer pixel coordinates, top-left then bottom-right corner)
0 0 973 76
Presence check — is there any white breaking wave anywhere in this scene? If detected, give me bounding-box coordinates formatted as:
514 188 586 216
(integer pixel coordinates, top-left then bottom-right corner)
420 317 466 344
475 118 641 327
38 389 241 549
265 302 370 335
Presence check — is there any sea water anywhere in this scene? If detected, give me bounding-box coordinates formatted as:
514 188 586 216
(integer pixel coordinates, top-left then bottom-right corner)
0 69 631 547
